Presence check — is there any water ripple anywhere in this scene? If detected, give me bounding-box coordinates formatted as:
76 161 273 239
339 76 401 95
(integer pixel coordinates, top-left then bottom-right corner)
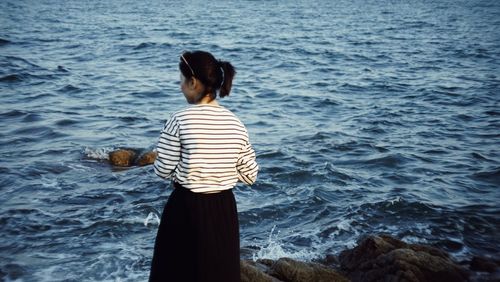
1 0 499 280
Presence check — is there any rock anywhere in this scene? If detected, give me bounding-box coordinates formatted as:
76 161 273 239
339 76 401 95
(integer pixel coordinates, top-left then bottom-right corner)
240 258 348 282
240 260 278 282
339 235 469 282
108 149 136 167
469 256 500 273
313 254 339 268
136 151 157 166
267 258 349 282
108 149 156 167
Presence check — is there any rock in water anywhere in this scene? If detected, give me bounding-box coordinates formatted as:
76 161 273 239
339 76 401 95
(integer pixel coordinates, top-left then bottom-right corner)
241 258 348 282
469 256 500 273
136 151 157 166
108 149 136 167
267 258 349 282
240 260 277 282
339 235 469 282
108 149 156 167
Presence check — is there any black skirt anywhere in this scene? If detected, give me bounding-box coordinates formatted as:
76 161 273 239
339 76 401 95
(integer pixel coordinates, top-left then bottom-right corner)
149 182 241 282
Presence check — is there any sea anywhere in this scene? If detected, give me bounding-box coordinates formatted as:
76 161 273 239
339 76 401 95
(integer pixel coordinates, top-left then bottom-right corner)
1 0 499 281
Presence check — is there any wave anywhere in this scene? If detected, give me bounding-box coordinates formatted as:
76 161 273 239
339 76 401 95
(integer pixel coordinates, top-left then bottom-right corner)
359 197 437 215
83 147 115 161
143 212 160 227
55 119 79 127
134 42 155 50
324 164 355 182
57 65 69 72
471 152 495 162
25 92 57 102
484 110 500 116
57 84 82 94
14 127 68 140
2 1 500 280
0 72 58 83
251 226 320 262
0 38 11 46
0 109 27 118
3 55 42 69
362 153 413 168
132 42 173 50
21 112 42 122
470 168 500 184
0 74 23 82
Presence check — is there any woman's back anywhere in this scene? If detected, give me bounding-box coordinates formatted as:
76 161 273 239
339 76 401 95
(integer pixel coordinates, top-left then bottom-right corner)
159 104 255 193
150 51 257 282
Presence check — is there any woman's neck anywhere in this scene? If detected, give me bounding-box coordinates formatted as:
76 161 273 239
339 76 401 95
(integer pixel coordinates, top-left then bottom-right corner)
197 95 219 106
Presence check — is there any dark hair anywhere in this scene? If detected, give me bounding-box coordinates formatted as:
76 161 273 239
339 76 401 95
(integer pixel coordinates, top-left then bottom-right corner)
179 51 236 101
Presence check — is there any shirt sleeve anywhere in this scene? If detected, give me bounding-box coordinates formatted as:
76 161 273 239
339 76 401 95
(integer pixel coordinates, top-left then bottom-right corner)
153 116 181 179
236 141 259 185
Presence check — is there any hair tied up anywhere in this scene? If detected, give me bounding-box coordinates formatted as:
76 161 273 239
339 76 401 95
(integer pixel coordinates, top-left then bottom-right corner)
178 51 236 99
217 60 225 88
218 60 236 98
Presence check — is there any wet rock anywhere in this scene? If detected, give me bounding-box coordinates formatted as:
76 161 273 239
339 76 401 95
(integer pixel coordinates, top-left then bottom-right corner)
267 258 348 282
136 151 157 166
109 149 136 167
240 258 348 282
108 149 156 167
339 234 469 282
469 256 500 273
240 260 278 282
323 254 339 266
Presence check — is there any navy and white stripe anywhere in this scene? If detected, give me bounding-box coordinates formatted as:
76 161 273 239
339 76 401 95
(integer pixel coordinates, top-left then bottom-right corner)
154 104 258 193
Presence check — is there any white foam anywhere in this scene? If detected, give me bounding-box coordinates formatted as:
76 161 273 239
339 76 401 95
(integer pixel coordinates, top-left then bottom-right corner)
113 212 160 227
327 218 360 251
252 226 318 262
143 212 160 227
388 196 402 205
83 147 115 160
402 235 428 244
67 162 94 171
336 218 353 232
40 175 59 188
32 242 149 282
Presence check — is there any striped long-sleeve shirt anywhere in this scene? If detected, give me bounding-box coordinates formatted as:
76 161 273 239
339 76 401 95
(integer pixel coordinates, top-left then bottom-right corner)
153 104 259 193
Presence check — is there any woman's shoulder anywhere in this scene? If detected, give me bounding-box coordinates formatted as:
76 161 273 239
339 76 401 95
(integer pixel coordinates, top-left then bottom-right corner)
175 104 233 116
170 106 203 118
172 105 244 125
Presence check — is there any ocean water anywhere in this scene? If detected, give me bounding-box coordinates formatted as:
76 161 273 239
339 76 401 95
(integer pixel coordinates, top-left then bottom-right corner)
1 0 499 281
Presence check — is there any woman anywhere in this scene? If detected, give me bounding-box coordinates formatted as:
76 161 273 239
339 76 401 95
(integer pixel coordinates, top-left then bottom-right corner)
149 51 259 282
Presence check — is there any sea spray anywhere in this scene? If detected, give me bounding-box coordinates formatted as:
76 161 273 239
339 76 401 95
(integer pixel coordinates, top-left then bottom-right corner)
83 147 115 161
252 226 317 262
143 212 160 227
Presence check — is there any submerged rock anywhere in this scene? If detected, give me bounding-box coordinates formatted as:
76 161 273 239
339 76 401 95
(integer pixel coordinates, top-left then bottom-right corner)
338 234 469 282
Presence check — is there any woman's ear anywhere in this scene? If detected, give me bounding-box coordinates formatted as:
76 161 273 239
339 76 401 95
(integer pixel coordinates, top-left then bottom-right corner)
190 78 206 94
188 77 198 90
